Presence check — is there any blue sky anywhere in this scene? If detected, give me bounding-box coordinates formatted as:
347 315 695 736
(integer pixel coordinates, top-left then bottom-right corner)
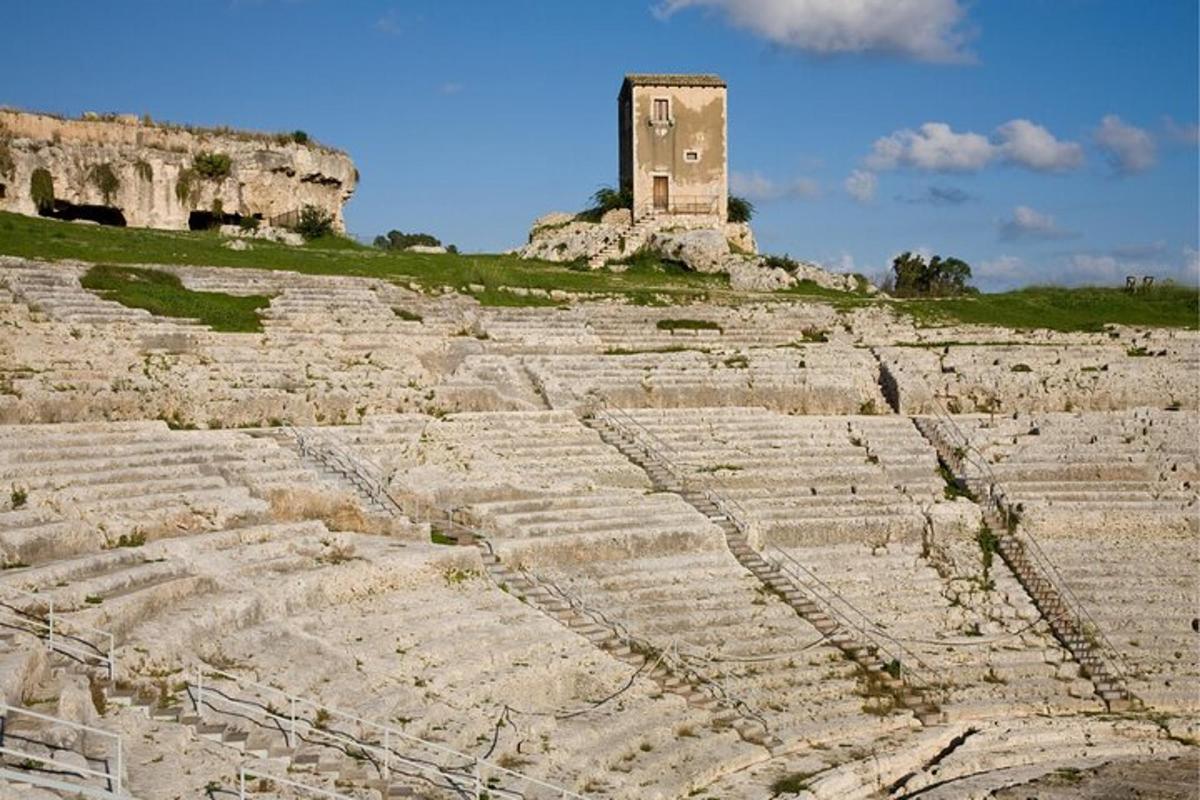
4 1 1197 289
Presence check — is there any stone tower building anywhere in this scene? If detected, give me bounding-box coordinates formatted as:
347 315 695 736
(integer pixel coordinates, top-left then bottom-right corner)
618 74 728 223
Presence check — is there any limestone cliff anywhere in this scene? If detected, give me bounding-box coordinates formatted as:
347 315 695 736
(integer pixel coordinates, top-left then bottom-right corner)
0 109 357 231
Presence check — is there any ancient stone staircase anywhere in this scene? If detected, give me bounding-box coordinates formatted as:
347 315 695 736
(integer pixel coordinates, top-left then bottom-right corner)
585 411 946 727
104 680 482 798
913 415 1140 713
477 548 779 750
587 218 657 269
281 426 780 752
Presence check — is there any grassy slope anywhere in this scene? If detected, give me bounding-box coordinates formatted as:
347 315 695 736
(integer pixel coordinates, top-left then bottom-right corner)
0 212 1195 331
0 212 730 305
80 264 270 332
901 286 1198 332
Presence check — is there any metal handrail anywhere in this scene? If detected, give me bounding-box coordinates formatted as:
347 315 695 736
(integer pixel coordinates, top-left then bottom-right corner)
922 403 1135 689
194 666 584 799
634 195 721 216
295 422 769 739
0 702 123 795
534 575 769 733
591 403 949 701
239 766 353 800
283 427 588 799
763 546 947 701
0 587 116 679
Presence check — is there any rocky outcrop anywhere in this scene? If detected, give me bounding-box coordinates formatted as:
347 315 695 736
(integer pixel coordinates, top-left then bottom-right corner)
521 217 624 263
726 258 795 291
519 208 864 293
646 228 730 273
0 108 357 231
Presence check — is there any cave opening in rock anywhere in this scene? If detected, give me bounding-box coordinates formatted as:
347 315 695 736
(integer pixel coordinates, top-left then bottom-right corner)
43 201 127 226
188 210 248 230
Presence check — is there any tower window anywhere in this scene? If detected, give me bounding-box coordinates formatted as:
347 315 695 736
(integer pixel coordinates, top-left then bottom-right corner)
683 150 700 162
653 98 670 123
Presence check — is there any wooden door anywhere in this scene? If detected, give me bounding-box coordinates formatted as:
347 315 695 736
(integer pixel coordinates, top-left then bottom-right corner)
653 176 669 211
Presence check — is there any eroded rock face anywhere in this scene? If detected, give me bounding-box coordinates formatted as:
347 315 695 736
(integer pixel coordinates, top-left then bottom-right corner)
646 228 730 273
0 109 357 231
520 220 622 263
726 256 796 291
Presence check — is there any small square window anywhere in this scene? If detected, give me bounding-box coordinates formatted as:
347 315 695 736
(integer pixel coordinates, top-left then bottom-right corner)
683 150 700 163
653 98 670 123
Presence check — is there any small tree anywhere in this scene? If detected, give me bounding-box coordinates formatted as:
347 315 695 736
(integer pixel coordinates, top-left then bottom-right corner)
375 230 442 250
30 168 54 213
295 204 334 240
727 195 754 223
890 251 974 297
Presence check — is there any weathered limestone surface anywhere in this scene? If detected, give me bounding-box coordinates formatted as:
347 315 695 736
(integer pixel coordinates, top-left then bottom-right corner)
0 253 1198 799
0 109 357 230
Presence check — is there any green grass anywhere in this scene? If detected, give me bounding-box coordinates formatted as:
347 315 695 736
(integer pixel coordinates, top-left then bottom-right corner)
656 318 723 332
1 212 1194 329
80 264 270 332
0 211 727 306
900 284 1199 332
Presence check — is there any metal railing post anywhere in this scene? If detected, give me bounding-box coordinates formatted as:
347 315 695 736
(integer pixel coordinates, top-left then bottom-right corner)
46 600 54 650
289 697 297 748
195 666 203 719
239 765 246 799
115 735 123 795
383 728 390 781
474 760 482 800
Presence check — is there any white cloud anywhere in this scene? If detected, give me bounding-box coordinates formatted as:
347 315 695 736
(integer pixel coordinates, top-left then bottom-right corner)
866 119 1083 174
1163 116 1200 146
994 119 1084 172
438 82 464 95
844 169 877 203
375 10 402 35
999 205 1074 241
1183 247 1200 284
730 170 820 200
654 0 974 63
867 122 993 172
977 246 1199 291
1095 115 1156 175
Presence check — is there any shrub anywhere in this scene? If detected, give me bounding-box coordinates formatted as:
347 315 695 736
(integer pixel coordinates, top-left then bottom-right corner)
889 251 974 297
374 230 442 250
30 168 54 213
656 318 722 332
192 151 232 179
237 215 260 231
174 168 198 207
727 195 755 223
578 183 632 221
291 130 309 144
295 204 334 240
763 253 799 271
10 487 26 508
88 163 121 204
